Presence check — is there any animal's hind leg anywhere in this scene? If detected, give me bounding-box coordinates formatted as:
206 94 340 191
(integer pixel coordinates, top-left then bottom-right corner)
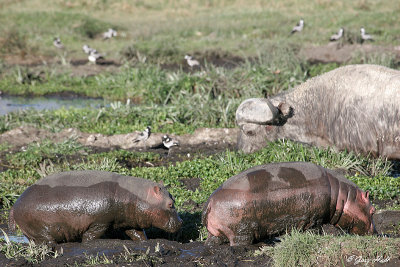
27 229 58 249
205 232 228 246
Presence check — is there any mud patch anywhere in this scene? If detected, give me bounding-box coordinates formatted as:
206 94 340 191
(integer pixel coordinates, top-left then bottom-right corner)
180 177 201 192
0 126 238 156
0 237 272 267
1 207 400 266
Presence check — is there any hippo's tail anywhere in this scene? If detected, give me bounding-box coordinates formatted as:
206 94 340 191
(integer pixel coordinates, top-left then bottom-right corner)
201 199 212 227
8 207 16 232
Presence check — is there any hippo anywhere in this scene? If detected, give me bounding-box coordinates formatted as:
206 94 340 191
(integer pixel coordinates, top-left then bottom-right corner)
202 162 376 246
236 64 400 159
8 170 182 246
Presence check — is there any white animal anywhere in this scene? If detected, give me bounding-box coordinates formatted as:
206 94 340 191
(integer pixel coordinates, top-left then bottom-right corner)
290 19 304 34
184 55 200 68
133 126 151 143
162 135 179 149
82 44 94 54
330 28 344 41
360 27 374 43
53 37 64 49
103 28 118 40
88 49 103 63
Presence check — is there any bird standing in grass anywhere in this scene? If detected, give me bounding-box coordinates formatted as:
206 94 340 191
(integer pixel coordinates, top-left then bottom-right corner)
360 27 374 43
290 19 304 34
162 135 179 155
330 28 344 41
184 55 200 68
88 49 103 64
82 44 94 54
103 28 118 40
133 126 151 143
53 37 64 49
162 135 179 149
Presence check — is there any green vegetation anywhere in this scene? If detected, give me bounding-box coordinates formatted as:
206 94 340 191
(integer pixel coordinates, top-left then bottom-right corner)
1 0 400 62
82 253 114 266
0 229 60 264
255 229 399 267
77 244 163 266
1 139 398 235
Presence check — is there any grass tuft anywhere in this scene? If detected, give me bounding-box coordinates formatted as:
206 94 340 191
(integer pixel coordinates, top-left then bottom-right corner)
255 229 400 267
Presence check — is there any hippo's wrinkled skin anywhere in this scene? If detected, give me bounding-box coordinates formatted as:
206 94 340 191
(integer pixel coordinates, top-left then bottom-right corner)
236 64 400 159
8 171 182 246
202 162 376 246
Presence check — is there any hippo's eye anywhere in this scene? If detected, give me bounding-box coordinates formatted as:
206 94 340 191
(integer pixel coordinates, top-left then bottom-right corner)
168 202 174 209
246 130 255 136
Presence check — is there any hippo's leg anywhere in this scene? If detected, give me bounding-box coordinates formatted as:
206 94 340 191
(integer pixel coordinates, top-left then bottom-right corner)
229 222 255 246
82 223 108 242
204 233 227 246
30 235 57 249
125 229 147 241
230 234 254 246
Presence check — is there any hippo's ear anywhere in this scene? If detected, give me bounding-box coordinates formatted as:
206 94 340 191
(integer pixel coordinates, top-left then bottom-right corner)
361 191 370 202
277 102 293 119
153 186 161 195
159 180 164 186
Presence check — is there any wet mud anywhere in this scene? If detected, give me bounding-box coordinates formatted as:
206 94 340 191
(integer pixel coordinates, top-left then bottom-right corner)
1 208 399 266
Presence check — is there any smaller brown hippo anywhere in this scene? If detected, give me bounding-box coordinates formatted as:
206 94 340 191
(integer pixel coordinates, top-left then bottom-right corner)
202 162 376 246
8 170 182 246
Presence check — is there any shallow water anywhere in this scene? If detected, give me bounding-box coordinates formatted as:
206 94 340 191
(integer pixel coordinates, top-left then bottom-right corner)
179 246 205 258
0 232 28 243
0 95 108 115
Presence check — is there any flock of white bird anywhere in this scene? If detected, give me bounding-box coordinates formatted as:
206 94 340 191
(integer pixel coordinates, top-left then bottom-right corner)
290 18 374 43
53 20 374 67
53 28 117 63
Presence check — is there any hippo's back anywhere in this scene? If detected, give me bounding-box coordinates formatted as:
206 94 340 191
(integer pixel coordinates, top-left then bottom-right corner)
36 170 121 186
36 170 158 200
221 162 329 192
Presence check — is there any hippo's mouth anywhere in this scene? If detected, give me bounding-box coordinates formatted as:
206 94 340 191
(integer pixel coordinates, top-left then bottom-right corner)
164 215 183 233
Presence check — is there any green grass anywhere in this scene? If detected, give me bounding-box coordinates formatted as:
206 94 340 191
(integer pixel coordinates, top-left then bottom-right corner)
0 229 60 264
1 138 397 213
1 0 400 65
255 229 400 267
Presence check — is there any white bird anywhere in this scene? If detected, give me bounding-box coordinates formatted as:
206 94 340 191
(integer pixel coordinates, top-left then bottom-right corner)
53 37 64 49
82 44 94 54
330 28 344 41
290 19 304 34
184 55 200 68
162 135 179 149
88 49 103 63
133 126 151 143
360 27 374 43
103 28 118 40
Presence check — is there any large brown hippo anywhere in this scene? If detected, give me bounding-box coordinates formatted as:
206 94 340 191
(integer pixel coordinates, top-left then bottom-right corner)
236 64 400 159
8 170 182 246
202 162 376 246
